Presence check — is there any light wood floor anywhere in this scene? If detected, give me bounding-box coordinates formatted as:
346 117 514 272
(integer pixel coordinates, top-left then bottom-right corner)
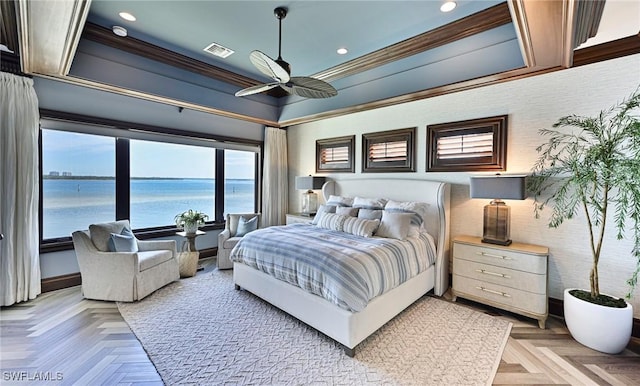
2 262 640 385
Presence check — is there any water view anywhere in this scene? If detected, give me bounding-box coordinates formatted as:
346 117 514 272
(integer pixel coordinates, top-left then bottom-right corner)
43 178 255 239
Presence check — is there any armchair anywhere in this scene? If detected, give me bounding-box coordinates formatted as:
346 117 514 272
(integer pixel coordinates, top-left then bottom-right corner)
217 213 262 269
72 220 179 302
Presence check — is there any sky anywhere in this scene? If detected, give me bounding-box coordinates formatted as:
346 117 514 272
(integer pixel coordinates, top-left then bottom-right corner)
42 129 255 179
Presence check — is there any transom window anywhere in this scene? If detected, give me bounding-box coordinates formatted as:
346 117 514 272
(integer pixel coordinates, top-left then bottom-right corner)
362 127 416 173
427 115 507 172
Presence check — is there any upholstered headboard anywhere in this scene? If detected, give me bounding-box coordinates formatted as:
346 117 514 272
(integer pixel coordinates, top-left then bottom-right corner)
322 178 451 296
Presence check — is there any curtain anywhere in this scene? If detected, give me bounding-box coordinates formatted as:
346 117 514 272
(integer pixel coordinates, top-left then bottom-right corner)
261 126 288 226
1 72 41 306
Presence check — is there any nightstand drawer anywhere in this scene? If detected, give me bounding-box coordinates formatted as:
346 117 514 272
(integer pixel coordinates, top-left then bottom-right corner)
453 258 546 294
453 275 547 315
453 242 547 274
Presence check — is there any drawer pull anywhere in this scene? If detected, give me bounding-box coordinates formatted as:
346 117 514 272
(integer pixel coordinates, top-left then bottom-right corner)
476 286 511 297
475 269 510 279
477 251 511 260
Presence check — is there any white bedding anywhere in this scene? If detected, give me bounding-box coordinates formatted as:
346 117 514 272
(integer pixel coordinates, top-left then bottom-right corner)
229 223 437 312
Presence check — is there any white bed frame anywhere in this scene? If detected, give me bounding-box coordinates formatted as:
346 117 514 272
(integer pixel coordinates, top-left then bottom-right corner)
233 178 450 356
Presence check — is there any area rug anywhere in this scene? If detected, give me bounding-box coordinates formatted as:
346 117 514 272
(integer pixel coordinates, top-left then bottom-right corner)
118 269 511 385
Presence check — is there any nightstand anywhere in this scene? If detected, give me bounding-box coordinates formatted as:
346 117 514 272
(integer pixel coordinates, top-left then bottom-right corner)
285 213 314 225
452 235 549 329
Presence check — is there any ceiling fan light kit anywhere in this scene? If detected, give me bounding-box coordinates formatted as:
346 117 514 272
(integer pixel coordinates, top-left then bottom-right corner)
235 6 338 99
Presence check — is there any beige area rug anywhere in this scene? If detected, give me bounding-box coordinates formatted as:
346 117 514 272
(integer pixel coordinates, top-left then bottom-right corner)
118 269 511 385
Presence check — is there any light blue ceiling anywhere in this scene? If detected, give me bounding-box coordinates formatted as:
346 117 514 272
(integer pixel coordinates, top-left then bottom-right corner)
87 0 507 79
79 0 524 123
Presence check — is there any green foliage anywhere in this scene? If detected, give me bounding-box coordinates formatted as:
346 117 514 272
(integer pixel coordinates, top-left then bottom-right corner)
527 87 640 301
174 209 209 228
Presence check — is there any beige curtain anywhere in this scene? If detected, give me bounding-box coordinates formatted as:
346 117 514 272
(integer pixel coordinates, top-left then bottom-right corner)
261 127 288 226
0 72 41 306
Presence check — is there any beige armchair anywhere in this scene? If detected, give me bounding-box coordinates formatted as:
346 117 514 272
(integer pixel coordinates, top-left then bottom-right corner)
72 220 179 302
217 213 262 269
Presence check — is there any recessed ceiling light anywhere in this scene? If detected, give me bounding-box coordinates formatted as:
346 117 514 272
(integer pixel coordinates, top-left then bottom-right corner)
337 48 348 55
112 26 127 37
119 12 136 21
440 1 457 12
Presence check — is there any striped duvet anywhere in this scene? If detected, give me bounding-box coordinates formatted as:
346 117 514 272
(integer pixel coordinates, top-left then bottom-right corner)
229 223 437 312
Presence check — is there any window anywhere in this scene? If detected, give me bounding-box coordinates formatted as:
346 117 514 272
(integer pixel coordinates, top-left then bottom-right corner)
426 115 508 172
41 130 116 240
39 111 261 248
224 150 257 216
130 140 216 230
316 136 355 173
362 127 416 172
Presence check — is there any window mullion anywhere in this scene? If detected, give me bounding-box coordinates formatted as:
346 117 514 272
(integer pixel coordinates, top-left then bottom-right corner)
215 149 225 222
115 137 130 221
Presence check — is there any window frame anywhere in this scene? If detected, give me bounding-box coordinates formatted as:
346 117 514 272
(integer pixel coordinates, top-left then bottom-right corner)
426 115 508 172
39 109 262 252
316 135 355 173
362 127 416 173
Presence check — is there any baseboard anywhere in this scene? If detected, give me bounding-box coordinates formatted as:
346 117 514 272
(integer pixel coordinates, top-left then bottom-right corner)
547 296 640 338
199 247 217 259
41 272 82 293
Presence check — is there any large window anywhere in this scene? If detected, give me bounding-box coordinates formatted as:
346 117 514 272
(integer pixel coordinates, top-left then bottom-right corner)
39 112 261 247
130 140 216 230
41 130 116 240
224 150 256 216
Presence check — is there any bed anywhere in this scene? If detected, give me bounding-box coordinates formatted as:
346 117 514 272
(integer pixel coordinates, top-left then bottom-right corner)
231 178 450 356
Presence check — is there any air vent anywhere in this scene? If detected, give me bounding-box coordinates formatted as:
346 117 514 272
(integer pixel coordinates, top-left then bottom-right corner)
203 42 234 58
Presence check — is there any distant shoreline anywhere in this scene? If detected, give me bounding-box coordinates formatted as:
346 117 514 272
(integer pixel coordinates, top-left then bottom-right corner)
43 176 252 181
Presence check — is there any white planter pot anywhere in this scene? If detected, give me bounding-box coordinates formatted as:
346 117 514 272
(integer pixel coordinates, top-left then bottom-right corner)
564 288 633 354
183 223 199 235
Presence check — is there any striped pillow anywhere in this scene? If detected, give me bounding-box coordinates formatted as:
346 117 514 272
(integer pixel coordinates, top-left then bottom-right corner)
312 204 337 225
317 213 380 238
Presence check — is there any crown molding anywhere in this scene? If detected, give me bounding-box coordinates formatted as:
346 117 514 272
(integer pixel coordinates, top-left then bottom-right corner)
573 34 640 67
313 2 512 82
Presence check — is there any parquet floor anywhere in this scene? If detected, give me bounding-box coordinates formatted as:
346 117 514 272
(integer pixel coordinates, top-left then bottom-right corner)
2 261 640 385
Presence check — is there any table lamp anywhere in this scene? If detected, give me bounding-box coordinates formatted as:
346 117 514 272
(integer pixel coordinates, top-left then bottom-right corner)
295 176 326 215
469 175 526 246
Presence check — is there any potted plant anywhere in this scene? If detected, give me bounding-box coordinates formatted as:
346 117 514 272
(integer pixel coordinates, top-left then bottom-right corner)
174 209 209 235
527 88 640 354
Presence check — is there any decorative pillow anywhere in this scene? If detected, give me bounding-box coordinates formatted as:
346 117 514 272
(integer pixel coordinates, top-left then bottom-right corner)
375 211 413 240
358 209 383 220
107 227 138 253
89 220 131 252
326 195 354 207
317 212 347 231
317 213 380 238
235 216 258 237
342 216 380 238
336 206 359 217
384 200 430 237
353 196 388 210
312 204 337 225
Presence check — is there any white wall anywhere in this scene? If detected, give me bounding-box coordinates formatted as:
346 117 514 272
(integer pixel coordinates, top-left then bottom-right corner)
287 54 640 316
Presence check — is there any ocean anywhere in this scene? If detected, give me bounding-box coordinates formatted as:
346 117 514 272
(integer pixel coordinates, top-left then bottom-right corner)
43 178 255 239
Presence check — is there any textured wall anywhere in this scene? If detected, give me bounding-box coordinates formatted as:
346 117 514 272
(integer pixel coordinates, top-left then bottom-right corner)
287 54 640 316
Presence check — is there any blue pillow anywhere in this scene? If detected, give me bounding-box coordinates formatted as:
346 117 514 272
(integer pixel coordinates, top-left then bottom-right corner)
108 227 138 252
235 216 258 237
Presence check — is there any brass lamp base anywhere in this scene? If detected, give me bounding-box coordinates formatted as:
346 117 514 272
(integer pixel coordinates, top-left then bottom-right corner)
481 199 512 246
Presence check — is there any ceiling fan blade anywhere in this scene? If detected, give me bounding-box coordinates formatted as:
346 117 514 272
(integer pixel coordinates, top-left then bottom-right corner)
249 50 290 83
284 77 338 99
235 82 280 97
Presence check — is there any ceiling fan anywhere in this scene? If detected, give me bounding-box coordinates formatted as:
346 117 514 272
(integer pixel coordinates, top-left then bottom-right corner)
235 7 338 99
